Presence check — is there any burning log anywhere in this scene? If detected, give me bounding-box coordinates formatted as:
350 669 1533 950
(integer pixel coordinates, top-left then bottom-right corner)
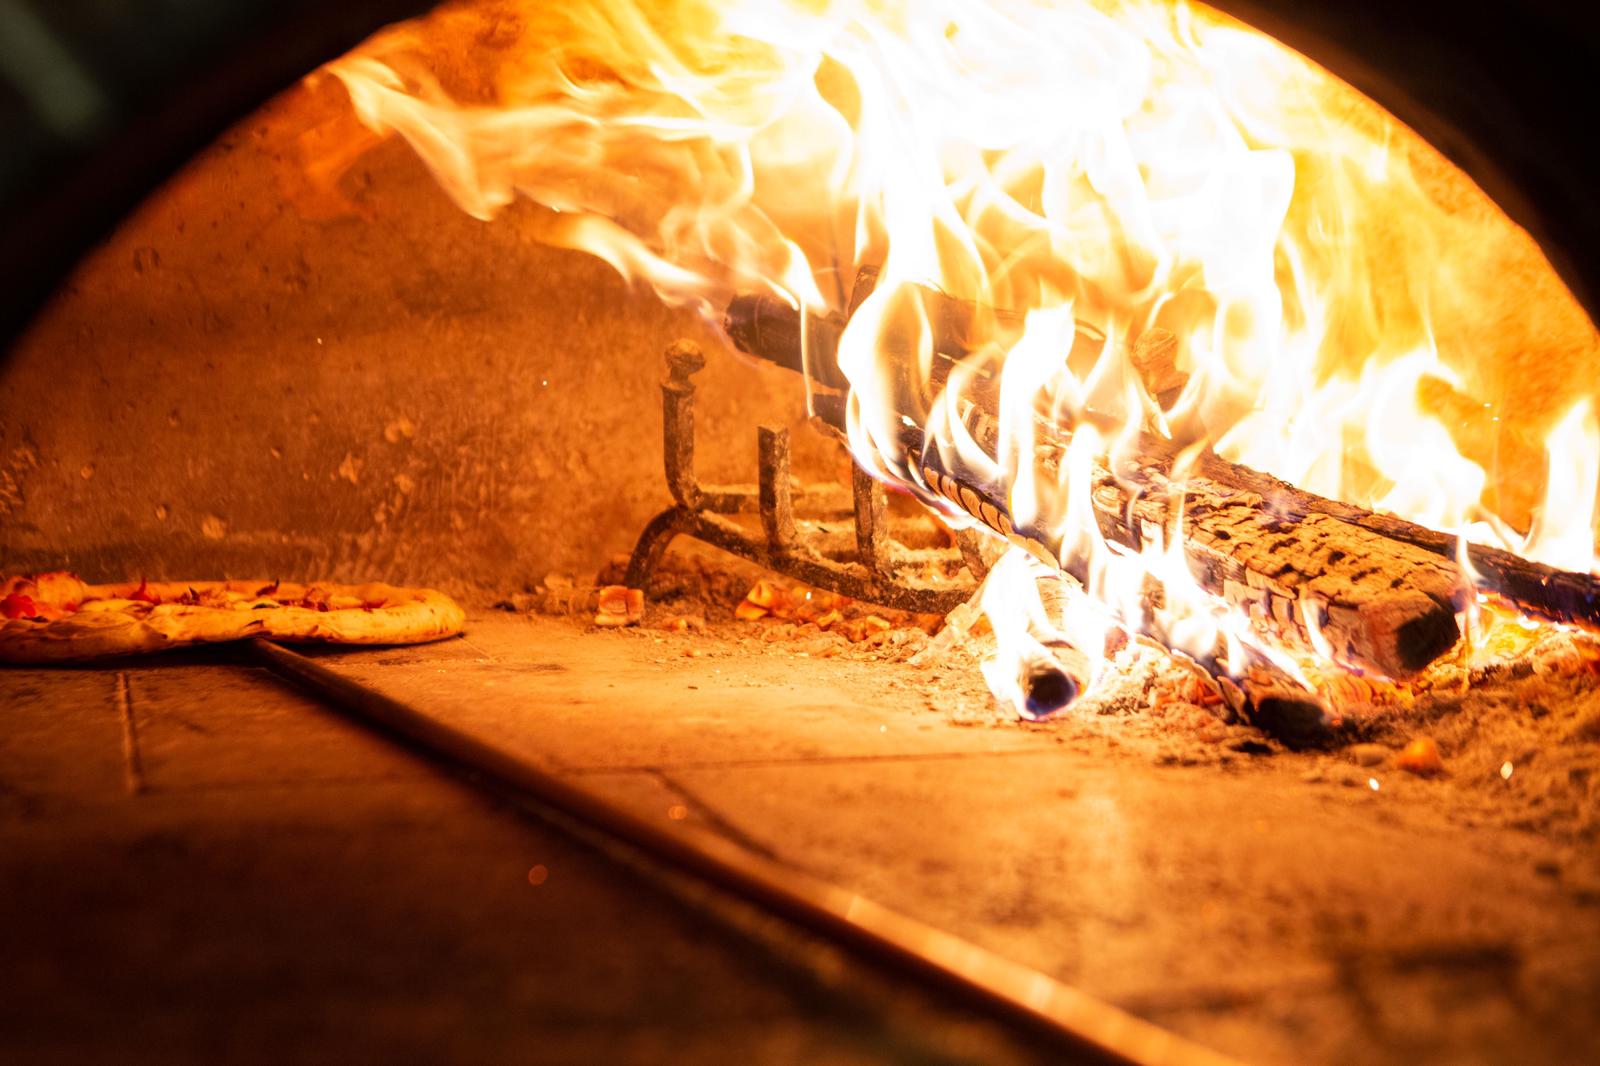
1017 651 1084 718
733 283 1600 636
1129 327 1188 408
922 415 1333 743
921 418 1334 744
1137 633 1333 749
904 565 1093 719
1028 563 1329 743
1195 456 1600 633
727 290 1465 681
909 542 1329 743
1073 429 1463 680
1013 564 1093 720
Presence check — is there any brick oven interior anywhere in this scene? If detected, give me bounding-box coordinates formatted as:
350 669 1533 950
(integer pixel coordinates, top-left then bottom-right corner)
4 2 1600 1064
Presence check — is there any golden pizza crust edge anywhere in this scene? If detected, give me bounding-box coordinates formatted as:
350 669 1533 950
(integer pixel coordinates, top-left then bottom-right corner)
0 577 466 663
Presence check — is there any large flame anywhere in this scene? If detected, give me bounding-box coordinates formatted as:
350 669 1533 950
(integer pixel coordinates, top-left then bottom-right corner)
318 0 1598 712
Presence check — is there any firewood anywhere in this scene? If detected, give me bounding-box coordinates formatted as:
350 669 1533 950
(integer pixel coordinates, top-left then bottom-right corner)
1196 455 1600 632
1072 436 1464 680
1017 650 1086 718
945 420 1335 740
1130 327 1188 407
1022 558 1328 742
907 530 1328 744
1013 563 1092 720
904 557 1091 719
730 284 1600 635
766 281 1600 634
729 291 1464 680
906 416 1333 744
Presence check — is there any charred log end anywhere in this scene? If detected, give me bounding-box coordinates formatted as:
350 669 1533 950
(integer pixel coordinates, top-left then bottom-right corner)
1334 588 1462 680
1360 588 1462 678
1232 666 1334 750
1394 601 1464 675
724 293 783 359
724 293 851 391
1355 554 1467 678
1020 656 1081 720
1249 692 1336 751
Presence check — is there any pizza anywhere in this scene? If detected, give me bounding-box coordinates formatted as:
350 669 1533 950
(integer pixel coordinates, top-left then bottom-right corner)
0 572 465 663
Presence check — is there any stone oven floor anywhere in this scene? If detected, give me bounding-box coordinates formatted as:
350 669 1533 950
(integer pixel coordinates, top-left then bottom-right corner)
4 612 1600 1065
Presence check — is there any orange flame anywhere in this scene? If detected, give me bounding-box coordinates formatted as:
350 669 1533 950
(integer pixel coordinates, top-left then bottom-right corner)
317 0 1598 714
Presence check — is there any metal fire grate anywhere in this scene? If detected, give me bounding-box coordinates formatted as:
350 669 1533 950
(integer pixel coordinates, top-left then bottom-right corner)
624 340 974 615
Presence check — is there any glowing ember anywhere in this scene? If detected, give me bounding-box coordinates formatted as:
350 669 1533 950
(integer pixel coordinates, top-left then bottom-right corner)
316 0 1598 717
1395 736 1443 776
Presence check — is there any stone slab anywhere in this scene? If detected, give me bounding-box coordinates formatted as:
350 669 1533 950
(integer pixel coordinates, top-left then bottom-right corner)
0 669 126 811
126 664 433 792
320 615 1060 773
0 660 1049 1066
302 614 1600 1066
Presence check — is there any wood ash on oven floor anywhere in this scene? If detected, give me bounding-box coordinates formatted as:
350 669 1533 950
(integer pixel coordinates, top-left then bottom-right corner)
494 547 1600 892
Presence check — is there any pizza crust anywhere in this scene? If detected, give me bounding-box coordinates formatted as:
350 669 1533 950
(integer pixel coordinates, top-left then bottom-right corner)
0 577 466 663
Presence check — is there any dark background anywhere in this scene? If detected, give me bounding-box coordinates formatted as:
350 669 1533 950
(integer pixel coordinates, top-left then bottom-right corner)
0 0 1596 345
0 0 430 343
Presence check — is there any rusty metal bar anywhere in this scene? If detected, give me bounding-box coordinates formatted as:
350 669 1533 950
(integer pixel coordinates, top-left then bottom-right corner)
662 340 705 510
625 340 974 615
249 637 1238 1066
622 506 692 593
758 425 797 553
624 503 969 615
851 461 889 577
659 339 755 515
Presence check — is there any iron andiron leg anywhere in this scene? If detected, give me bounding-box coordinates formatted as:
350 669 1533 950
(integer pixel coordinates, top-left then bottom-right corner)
624 340 973 615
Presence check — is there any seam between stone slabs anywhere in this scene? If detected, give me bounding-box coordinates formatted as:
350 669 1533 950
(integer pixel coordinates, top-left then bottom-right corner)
455 633 501 662
1111 968 1336 1017
121 772 436 796
114 671 147 797
560 746 1071 775
648 768 787 864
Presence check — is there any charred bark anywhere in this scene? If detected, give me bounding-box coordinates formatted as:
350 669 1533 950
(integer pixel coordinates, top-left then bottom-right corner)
1197 456 1600 632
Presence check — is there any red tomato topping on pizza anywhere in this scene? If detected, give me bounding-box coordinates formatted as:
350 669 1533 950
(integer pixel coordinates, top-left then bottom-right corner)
1 593 39 619
128 578 161 605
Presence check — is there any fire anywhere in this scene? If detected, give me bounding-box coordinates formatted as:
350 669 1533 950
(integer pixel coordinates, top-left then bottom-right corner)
1522 399 1600 572
316 0 1598 714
